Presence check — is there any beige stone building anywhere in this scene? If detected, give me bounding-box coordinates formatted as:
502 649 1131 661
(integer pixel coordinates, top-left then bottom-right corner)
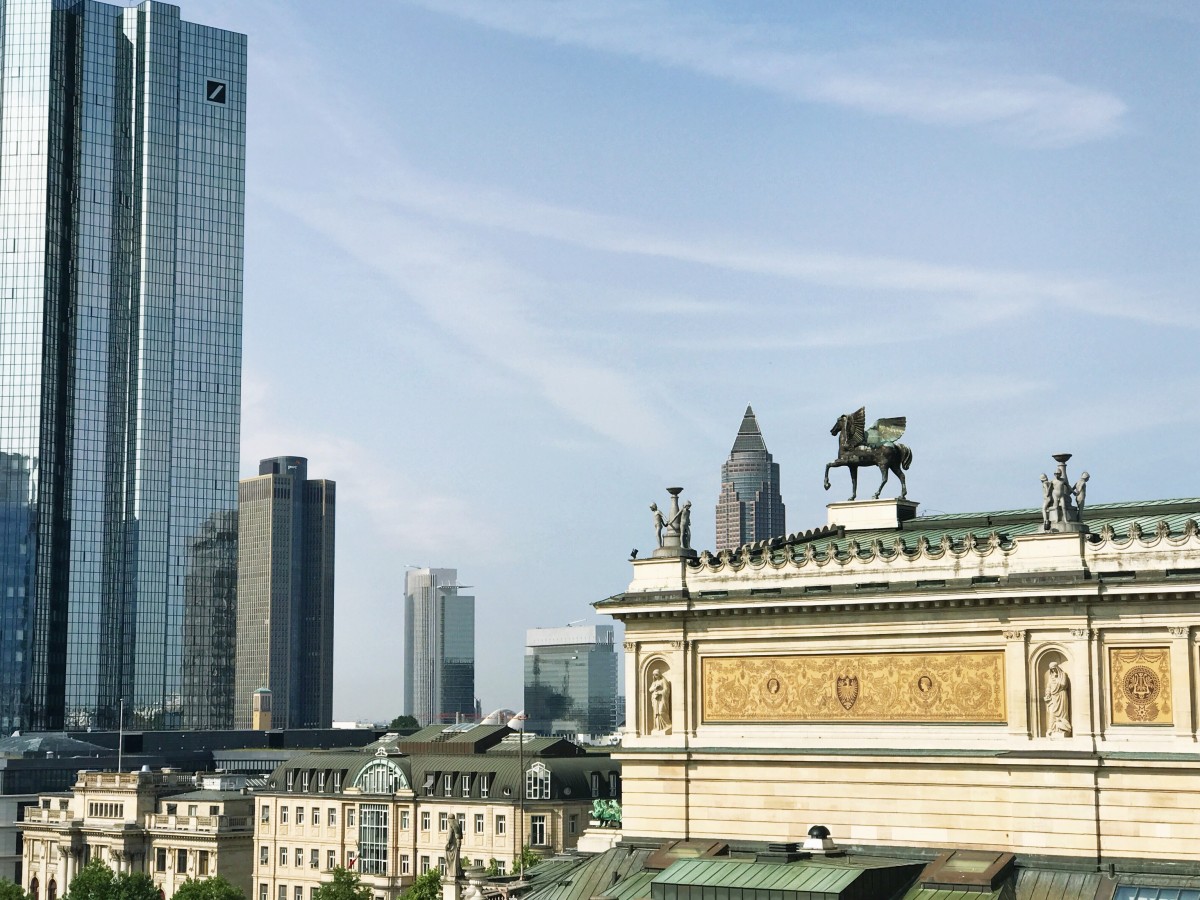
20 770 255 899
251 726 620 900
601 486 1200 874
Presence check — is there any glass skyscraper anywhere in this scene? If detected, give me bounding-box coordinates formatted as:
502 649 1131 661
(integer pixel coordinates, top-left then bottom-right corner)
403 567 475 727
715 405 786 551
234 457 335 730
0 0 245 731
524 624 617 738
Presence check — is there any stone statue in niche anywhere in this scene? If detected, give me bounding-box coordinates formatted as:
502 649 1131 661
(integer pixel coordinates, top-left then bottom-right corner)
648 666 672 735
1044 660 1072 737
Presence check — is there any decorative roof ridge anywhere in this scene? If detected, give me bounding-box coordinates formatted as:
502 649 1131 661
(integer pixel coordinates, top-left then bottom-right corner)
1089 518 1200 550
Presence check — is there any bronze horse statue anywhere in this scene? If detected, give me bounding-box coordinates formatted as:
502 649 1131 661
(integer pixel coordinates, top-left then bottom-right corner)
824 408 913 501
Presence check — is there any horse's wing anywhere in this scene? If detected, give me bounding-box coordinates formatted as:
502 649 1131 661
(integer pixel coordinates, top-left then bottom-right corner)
871 416 906 444
846 407 867 446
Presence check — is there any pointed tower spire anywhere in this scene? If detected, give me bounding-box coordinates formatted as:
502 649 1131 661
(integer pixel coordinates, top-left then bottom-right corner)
715 405 786 551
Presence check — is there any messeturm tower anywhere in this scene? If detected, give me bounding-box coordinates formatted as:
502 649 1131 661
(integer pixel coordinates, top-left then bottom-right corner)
715 406 786 551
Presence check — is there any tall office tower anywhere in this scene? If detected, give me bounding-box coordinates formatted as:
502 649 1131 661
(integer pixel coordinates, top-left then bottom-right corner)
524 624 617 738
0 1 246 731
234 457 336 730
403 567 475 727
715 405 786 551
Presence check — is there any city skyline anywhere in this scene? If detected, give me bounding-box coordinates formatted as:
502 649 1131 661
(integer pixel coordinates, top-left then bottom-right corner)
524 624 618 738
403 567 475 726
0 0 246 731
43 0 1198 720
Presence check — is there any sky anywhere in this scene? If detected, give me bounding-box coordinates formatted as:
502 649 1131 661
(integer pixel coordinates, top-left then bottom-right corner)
181 0 1197 721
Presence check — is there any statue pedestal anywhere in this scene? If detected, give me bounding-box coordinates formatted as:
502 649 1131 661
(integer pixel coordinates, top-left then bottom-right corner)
442 879 461 900
827 498 919 531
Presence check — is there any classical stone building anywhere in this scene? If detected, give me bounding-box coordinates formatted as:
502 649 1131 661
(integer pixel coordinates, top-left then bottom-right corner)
251 725 620 900
603 475 1200 875
20 769 255 899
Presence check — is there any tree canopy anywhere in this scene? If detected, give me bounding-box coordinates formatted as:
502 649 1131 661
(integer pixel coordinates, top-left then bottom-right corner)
0 879 32 900
61 860 158 900
387 715 418 731
400 870 439 900
312 868 371 900
172 878 245 900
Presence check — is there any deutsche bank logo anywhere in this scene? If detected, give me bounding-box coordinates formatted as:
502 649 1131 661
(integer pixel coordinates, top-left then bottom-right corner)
206 80 227 104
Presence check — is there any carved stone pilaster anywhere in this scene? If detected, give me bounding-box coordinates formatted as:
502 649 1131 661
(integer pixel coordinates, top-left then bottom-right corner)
1002 629 1026 641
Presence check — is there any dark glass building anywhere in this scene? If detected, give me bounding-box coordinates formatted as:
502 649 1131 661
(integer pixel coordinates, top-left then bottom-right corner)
715 406 786 551
524 625 617 738
0 0 246 731
403 568 475 726
234 457 335 730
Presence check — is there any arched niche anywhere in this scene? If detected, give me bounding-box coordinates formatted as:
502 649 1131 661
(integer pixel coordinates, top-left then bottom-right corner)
1034 646 1072 737
641 657 673 736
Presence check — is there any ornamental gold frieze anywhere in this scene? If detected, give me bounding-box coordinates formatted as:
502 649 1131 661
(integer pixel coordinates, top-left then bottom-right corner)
701 651 1006 723
1109 647 1172 725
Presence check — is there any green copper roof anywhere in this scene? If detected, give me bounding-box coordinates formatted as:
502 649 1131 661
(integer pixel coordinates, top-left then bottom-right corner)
731 406 768 454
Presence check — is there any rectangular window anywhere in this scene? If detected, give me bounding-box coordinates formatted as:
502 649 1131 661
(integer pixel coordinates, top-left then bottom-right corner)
297 807 305 825
334 772 342 791
401 855 411 875
439 813 448 832
259 885 268 900
474 814 484 834
279 887 287 900
295 849 303 867
259 846 268 865
420 856 430 874
261 806 270 824
495 816 506 836
318 772 326 792
530 815 546 847
479 776 490 799
443 774 453 797
347 809 355 828
609 773 620 796
461 774 471 795
358 803 390 876
156 848 167 872
302 772 310 792
210 806 220 816
400 811 410 830
199 851 210 876
328 808 336 827
421 812 430 831
312 808 319 827
178 849 189 873
569 815 577 835
188 806 198 817
494 861 506 875
287 771 294 790
280 848 288 866
438 858 447 877
590 773 600 796
310 850 319 869
281 806 289 824
295 887 302 900
327 851 336 870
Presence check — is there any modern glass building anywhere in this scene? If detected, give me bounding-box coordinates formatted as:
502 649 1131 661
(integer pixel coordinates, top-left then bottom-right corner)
234 457 335 730
403 567 475 727
0 0 246 731
524 624 617 738
714 406 786 551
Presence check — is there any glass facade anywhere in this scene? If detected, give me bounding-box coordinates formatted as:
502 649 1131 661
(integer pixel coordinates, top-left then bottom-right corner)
523 624 617 737
714 406 786 551
0 0 246 730
403 568 475 726
234 457 336 729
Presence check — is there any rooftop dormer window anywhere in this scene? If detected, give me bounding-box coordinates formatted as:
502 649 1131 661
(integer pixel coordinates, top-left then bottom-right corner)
526 762 550 800
443 774 452 797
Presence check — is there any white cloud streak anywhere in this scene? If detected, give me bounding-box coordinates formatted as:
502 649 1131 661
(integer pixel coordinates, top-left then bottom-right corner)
409 0 1128 147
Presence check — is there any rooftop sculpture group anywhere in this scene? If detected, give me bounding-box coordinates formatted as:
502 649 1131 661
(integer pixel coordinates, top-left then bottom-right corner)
824 407 913 501
1041 453 1089 533
650 487 695 558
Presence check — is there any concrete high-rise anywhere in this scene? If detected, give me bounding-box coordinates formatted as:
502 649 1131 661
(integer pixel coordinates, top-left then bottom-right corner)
0 1 246 731
403 568 475 727
524 624 617 738
715 405 786 550
234 457 335 730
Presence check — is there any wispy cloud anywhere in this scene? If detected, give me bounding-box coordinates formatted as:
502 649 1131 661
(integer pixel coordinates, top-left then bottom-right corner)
409 0 1128 147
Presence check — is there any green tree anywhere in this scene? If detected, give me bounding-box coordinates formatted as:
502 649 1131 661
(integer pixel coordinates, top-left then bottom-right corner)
516 846 541 875
62 859 158 900
312 868 371 900
388 715 419 731
172 878 245 900
0 879 32 900
400 870 439 900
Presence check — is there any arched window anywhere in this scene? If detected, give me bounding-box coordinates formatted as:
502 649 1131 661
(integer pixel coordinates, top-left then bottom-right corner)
30 876 39 900
47 879 56 900
525 762 551 800
354 758 409 795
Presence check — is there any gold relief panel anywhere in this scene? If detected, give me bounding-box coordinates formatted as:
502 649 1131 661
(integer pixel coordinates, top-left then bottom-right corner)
701 652 1006 723
1109 647 1173 725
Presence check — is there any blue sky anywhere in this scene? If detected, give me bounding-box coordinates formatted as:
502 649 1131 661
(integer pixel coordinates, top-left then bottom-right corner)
185 0 1197 719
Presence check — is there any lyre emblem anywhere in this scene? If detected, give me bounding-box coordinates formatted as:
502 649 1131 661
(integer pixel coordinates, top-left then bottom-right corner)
836 674 859 711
